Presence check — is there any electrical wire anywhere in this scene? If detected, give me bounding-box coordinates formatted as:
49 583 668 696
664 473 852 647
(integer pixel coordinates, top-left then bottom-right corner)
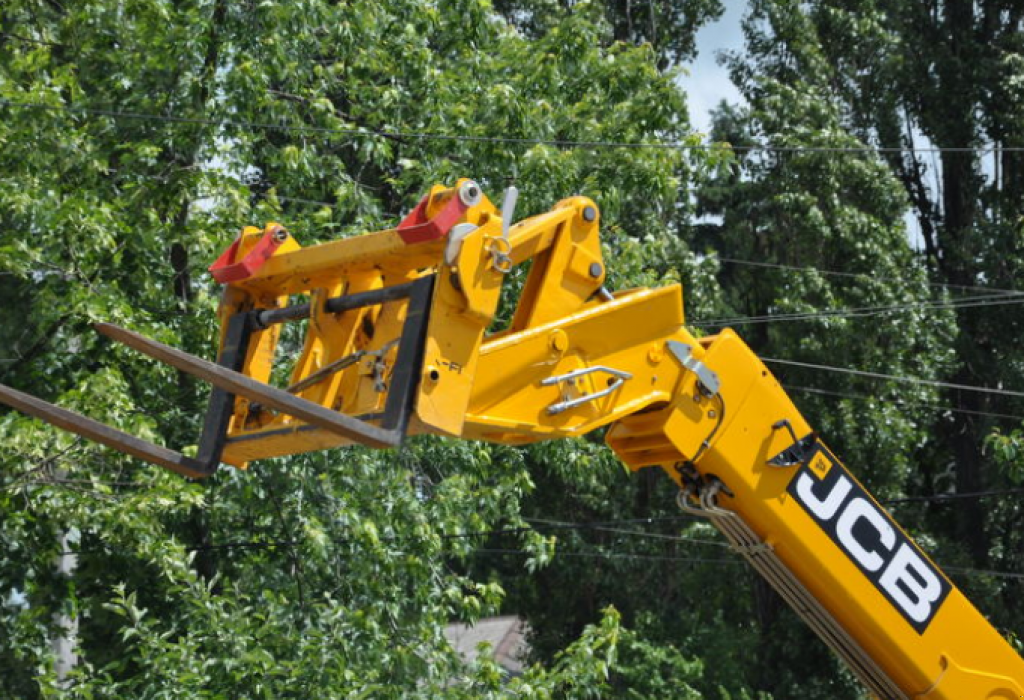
524 516 732 549
943 565 1024 581
487 548 1024 582
275 195 337 208
55 538 1024 579
786 384 1024 422
481 548 1024 581
692 291 1024 328
54 525 731 559
474 548 740 565
713 256 1024 297
765 357 1024 399
23 465 1024 518
44 512 1024 578
884 488 1024 504
42 515 712 556
1 99 1021 154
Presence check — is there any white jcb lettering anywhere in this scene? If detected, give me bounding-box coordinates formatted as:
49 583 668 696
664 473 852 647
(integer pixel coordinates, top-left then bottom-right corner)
836 497 896 572
795 472 852 521
879 543 943 623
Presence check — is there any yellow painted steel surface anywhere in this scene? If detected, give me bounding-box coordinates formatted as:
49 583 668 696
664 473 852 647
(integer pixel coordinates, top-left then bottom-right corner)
606 329 1024 698
207 180 1023 695
5 177 1014 693
463 287 694 442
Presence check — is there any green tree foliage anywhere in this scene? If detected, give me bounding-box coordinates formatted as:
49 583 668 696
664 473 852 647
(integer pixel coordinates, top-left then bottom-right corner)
739 0 1024 571
688 0 1024 694
503 1 1021 699
698 93 957 503
773 0 1024 595
0 0 718 697
5 0 1017 697
492 0 724 69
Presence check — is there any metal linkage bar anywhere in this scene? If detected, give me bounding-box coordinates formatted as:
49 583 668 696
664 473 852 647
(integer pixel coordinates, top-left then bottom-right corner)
226 275 436 447
541 365 633 415
242 275 434 440
252 280 419 329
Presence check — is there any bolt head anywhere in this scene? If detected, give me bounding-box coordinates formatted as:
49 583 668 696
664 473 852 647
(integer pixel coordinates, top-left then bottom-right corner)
582 205 597 222
549 330 568 354
458 180 483 207
589 262 603 278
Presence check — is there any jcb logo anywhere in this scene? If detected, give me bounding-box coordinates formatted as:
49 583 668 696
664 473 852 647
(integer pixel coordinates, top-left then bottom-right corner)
787 446 951 634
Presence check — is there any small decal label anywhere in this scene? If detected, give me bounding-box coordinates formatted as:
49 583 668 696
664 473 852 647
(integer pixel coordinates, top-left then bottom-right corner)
436 359 463 374
787 445 951 634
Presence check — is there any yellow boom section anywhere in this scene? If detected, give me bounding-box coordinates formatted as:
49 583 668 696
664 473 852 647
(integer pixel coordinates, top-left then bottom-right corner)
606 330 1024 699
0 179 1021 696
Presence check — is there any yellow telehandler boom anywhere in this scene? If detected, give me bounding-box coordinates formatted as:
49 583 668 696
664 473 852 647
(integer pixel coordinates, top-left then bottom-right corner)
0 179 1021 698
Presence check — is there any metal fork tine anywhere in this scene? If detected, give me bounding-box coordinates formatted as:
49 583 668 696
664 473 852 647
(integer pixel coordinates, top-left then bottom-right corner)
0 383 214 478
94 323 400 449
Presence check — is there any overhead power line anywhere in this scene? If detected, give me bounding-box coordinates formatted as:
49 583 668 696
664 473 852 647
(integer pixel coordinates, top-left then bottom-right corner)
38 490 1024 577
1 99 1021 154
52 536 1024 579
713 256 1024 297
943 565 1024 581
475 548 1024 581
275 195 338 208
475 548 740 565
765 357 1024 399
786 384 1024 422
526 515 697 527
693 291 1024 328
525 516 732 549
884 488 1024 504
444 517 731 548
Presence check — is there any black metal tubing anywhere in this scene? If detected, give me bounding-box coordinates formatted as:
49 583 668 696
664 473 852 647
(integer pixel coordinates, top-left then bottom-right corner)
194 312 254 469
381 275 434 433
324 280 418 315
253 280 419 329
253 301 311 328
223 410 386 445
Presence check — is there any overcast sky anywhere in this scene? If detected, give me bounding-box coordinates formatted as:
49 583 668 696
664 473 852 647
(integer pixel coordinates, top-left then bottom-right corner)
678 1 746 136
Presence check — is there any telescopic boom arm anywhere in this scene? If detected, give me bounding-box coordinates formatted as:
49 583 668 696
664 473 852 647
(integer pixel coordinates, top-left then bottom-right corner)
1 179 1022 697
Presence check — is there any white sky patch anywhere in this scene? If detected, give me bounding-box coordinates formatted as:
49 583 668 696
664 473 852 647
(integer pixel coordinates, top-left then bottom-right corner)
674 2 964 253
678 0 746 137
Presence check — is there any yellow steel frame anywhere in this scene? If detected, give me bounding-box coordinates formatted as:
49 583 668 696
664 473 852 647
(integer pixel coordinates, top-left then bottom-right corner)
208 180 1023 698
